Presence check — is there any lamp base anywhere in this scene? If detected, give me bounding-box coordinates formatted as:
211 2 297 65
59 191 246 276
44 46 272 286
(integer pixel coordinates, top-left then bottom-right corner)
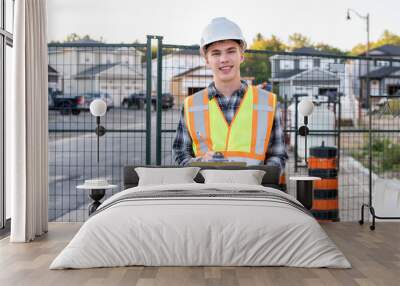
298 125 309 136
95 125 106 137
88 189 105 215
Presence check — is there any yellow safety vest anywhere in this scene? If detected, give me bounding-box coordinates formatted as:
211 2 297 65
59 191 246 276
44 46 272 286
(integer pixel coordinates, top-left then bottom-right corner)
184 85 277 165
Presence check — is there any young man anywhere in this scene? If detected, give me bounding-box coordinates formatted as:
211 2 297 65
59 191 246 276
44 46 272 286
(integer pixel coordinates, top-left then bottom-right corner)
172 17 287 171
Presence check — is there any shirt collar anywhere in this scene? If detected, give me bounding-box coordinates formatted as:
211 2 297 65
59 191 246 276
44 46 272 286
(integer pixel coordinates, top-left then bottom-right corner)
207 80 248 100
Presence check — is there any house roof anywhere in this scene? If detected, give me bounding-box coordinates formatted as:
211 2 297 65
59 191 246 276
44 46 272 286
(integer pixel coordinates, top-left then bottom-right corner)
269 47 340 62
291 68 339 81
376 44 400 56
273 68 339 82
359 44 400 57
293 47 338 56
293 47 320 54
273 69 305 79
74 63 119 79
74 63 145 80
173 66 212 78
360 66 400 79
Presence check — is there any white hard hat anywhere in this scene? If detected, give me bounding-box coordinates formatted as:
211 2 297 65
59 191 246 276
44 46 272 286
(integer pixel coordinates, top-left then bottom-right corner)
200 17 247 54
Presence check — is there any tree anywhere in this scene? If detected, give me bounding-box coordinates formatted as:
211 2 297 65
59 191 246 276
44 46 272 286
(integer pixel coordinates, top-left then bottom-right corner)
350 43 367 56
350 30 400 55
288 33 312 50
63 33 102 43
314 42 344 55
254 32 264 42
241 55 270 84
241 34 287 84
250 34 287 51
374 30 400 48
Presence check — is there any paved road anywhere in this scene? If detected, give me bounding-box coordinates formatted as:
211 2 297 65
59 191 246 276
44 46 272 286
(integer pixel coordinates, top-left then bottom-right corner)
48 107 180 221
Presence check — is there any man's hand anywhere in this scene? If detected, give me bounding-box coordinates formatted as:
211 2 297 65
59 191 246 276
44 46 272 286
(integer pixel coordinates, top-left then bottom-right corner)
196 151 215 162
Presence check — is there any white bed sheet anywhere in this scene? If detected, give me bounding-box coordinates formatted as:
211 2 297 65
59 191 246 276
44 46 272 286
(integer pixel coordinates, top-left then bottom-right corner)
50 183 351 269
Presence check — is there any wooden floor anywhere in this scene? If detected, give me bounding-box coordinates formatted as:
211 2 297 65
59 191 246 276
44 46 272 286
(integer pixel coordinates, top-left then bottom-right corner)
0 222 399 286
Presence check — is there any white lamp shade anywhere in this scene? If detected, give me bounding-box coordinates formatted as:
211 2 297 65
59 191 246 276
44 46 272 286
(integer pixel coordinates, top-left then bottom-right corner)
90 99 107 117
298 99 314 116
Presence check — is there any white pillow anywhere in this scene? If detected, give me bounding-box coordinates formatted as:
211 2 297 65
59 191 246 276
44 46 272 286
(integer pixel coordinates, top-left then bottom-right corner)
200 169 266 185
135 167 200 186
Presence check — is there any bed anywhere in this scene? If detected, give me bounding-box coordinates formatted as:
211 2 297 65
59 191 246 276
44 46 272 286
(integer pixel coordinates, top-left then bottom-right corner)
50 165 351 269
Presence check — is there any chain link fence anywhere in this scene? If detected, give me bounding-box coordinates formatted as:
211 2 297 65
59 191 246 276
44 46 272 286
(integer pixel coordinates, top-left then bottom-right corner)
48 38 400 222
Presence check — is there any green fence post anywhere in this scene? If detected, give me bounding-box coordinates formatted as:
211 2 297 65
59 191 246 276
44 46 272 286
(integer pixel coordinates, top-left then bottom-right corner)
156 36 163 165
146 35 152 165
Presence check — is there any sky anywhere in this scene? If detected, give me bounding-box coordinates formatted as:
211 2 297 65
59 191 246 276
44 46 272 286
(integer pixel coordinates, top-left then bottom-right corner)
47 0 400 51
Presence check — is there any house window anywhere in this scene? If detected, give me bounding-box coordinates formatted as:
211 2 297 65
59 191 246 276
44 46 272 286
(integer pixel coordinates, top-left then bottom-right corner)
376 60 390 67
280 60 294 70
313 58 320 68
300 59 312 69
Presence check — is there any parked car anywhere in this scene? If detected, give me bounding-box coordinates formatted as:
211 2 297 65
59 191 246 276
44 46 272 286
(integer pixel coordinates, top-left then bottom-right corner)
48 88 84 115
121 93 146 109
153 93 174 110
121 92 174 110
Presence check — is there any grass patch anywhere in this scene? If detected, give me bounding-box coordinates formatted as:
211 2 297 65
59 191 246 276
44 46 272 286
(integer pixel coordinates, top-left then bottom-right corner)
350 136 400 173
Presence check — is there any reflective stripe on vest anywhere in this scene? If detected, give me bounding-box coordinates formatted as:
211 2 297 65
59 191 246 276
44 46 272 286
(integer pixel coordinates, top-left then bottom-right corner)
184 85 276 165
184 91 211 155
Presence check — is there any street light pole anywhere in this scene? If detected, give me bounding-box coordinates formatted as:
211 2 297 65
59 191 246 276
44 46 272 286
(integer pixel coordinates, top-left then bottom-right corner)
346 9 370 122
347 9 370 51
347 9 376 230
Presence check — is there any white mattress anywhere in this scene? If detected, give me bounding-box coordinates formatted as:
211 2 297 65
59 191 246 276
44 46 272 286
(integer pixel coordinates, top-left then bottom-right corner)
50 183 351 269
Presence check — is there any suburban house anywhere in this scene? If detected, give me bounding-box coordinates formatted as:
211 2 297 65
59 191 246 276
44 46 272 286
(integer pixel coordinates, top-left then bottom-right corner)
269 47 345 101
269 47 359 125
347 44 400 104
151 48 203 97
48 39 145 106
48 65 59 90
73 62 145 107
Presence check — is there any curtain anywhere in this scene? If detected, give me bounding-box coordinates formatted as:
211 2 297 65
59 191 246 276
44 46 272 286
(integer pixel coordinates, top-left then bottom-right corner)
7 0 49 242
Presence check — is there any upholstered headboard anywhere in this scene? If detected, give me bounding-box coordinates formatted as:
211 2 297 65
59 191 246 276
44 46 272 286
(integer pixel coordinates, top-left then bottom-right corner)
123 165 282 190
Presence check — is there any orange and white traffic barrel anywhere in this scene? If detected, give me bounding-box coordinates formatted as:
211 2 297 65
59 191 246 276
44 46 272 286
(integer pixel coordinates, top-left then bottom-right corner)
308 143 339 222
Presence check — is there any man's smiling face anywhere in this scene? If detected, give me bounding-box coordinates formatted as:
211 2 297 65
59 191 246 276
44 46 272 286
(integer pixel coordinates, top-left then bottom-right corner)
205 40 244 84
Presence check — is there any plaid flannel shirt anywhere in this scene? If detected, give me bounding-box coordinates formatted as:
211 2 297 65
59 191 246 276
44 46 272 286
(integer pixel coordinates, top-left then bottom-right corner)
172 81 288 171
